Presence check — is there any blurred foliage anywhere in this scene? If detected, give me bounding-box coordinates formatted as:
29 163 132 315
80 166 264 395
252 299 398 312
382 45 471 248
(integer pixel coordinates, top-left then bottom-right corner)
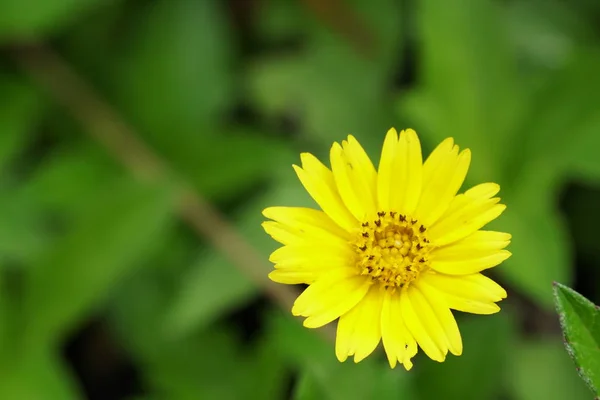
0 0 599 398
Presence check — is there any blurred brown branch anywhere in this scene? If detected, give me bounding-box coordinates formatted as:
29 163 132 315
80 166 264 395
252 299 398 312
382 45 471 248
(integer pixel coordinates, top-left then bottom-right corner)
300 0 375 58
12 44 335 342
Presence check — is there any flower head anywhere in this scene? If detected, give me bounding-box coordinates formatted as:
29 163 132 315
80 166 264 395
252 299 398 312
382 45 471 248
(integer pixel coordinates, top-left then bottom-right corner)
262 128 511 370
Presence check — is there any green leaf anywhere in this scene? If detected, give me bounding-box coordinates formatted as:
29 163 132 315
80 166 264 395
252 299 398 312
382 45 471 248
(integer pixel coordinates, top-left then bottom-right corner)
0 143 121 265
493 163 572 309
505 0 593 70
110 0 290 200
163 247 257 338
294 372 327 400
256 0 304 39
0 188 48 265
113 0 232 136
508 338 592 400
415 313 516 400
460 52 600 309
294 364 413 400
554 282 600 396
0 0 106 40
0 74 44 173
403 0 521 182
504 49 600 185
250 0 402 148
182 132 296 201
498 206 571 309
563 112 600 182
164 177 311 337
150 329 286 400
0 348 82 399
112 282 287 400
20 142 121 215
22 179 175 345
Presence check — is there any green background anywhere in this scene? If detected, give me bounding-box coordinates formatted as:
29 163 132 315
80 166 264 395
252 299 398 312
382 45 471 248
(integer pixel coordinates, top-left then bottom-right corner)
0 0 599 398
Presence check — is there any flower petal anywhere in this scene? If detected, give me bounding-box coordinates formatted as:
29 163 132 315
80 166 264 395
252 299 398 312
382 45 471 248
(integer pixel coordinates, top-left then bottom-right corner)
428 183 506 246
268 269 319 284
293 153 357 232
400 287 446 362
335 285 383 363
330 137 379 221
292 272 371 328
263 207 350 240
420 272 506 315
261 222 303 246
343 135 378 215
433 231 511 259
381 290 418 370
268 243 354 266
414 139 471 227
268 240 355 285
261 221 349 248
377 128 398 211
431 250 512 275
415 281 463 356
390 129 423 215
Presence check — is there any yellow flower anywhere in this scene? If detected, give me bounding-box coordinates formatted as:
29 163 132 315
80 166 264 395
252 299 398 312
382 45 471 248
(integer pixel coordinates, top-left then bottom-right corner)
262 128 511 370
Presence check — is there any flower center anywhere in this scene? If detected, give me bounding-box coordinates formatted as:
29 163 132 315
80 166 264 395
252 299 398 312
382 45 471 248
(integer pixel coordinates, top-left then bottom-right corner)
352 211 430 291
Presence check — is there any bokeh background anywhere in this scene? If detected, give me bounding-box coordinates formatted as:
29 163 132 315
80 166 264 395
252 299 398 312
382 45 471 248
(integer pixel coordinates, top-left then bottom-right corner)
0 0 599 398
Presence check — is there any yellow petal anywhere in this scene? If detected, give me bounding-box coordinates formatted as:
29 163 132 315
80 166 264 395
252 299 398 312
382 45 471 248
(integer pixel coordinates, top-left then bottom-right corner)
419 272 506 315
407 286 450 356
268 269 318 285
292 272 371 328
261 221 301 246
342 135 378 216
380 290 418 369
433 231 511 259
415 281 463 356
263 207 350 240
330 142 366 221
400 287 446 362
414 139 471 227
389 129 423 215
330 138 378 221
377 128 398 211
428 183 506 246
292 269 360 315
293 153 357 232
268 243 354 266
261 220 350 248
431 250 512 275
269 261 352 285
335 285 383 363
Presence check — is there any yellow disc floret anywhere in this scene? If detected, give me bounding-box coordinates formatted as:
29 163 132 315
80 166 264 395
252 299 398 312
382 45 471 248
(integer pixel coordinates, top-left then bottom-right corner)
353 211 430 291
